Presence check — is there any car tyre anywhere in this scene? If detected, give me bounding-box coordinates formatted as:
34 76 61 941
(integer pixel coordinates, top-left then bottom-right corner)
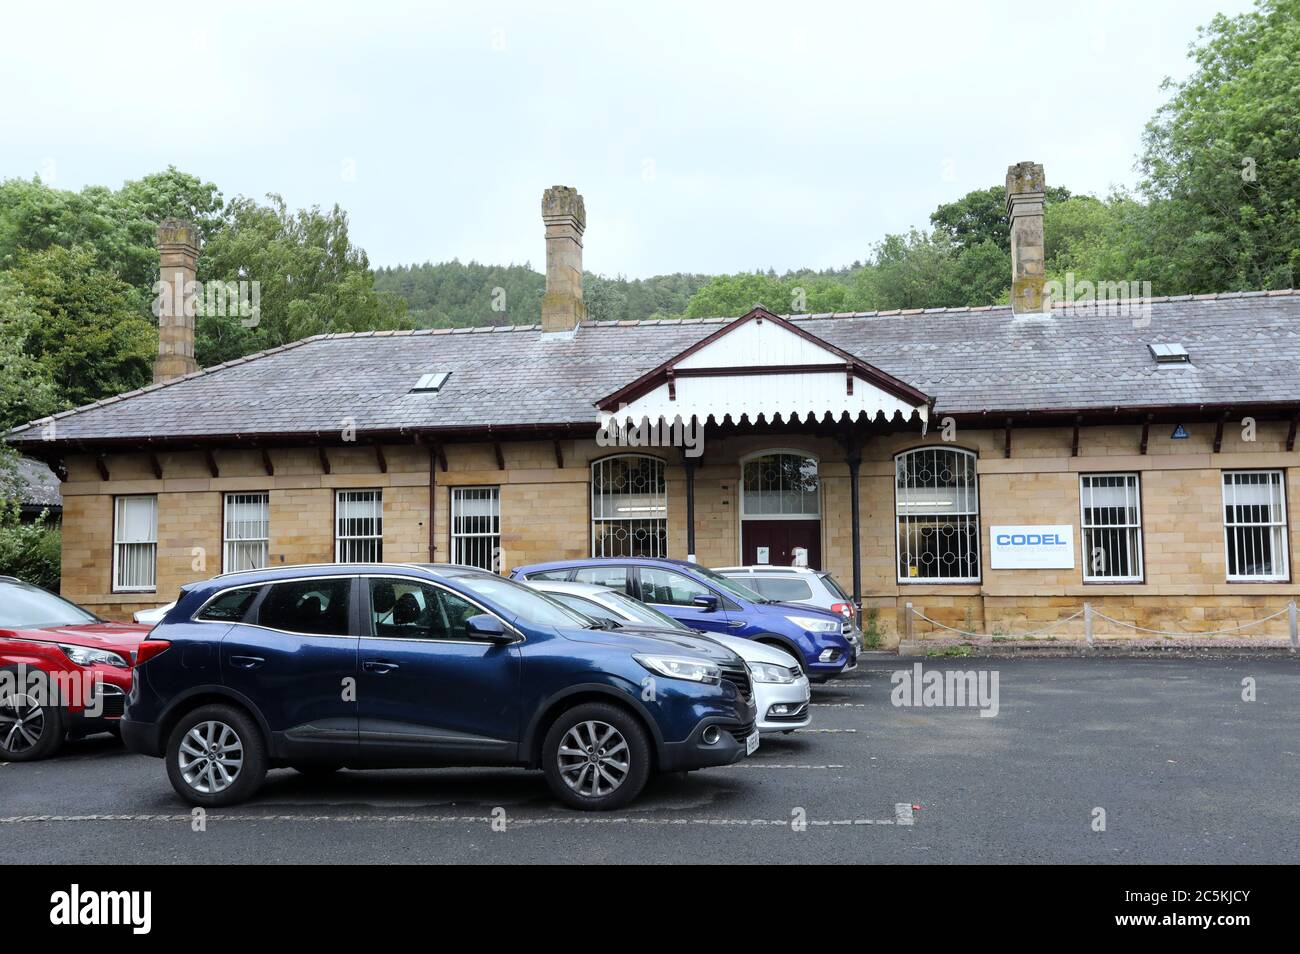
165 704 267 807
543 702 651 811
0 679 64 762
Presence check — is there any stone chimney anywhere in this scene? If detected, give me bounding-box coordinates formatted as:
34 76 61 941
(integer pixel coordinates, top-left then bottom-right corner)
540 185 586 333
1005 161 1046 314
153 218 200 382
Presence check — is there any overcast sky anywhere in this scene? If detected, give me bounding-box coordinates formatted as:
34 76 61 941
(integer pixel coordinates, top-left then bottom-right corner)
2 0 1254 278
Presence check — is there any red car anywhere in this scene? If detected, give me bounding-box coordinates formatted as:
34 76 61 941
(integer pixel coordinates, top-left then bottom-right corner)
0 576 155 761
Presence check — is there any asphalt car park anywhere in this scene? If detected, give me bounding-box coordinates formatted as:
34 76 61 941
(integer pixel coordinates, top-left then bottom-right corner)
2 655 1298 864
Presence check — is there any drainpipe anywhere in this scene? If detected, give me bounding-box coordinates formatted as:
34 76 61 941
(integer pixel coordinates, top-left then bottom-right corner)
683 456 697 562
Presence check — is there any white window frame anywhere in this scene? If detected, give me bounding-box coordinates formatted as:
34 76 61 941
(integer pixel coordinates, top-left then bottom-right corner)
450 486 501 571
335 489 383 563
223 492 270 573
1079 473 1144 583
895 447 981 584
591 454 667 558
113 494 157 593
739 450 821 520
1222 470 1289 582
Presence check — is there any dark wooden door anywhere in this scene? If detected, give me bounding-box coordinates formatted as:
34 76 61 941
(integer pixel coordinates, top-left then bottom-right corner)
741 520 821 569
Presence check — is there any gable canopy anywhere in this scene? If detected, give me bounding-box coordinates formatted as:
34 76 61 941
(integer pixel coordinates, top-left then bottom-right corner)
596 307 931 427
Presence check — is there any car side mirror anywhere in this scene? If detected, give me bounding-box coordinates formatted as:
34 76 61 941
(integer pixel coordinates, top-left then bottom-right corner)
465 613 513 643
692 594 719 612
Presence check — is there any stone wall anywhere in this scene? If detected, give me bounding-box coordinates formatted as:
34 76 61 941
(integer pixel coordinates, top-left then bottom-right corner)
58 421 1300 647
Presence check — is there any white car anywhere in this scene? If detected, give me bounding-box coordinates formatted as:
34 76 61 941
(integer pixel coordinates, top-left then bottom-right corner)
132 601 174 625
526 580 812 734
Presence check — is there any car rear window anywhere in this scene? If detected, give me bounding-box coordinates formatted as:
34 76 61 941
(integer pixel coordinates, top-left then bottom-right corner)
197 586 260 623
258 578 351 636
525 569 573 582
572 566 630 590
818 573 851 601
749 576 814 602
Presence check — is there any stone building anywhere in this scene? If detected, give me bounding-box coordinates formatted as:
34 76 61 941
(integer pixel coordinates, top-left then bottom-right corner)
8 163 1300 646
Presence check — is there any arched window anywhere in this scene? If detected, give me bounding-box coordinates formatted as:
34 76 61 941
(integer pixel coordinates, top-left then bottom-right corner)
741 452 820 517
895 447 980 582
591 455 667 557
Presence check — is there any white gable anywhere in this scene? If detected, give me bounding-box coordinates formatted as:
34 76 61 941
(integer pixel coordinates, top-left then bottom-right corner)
675 316 843 369
612 370 924 425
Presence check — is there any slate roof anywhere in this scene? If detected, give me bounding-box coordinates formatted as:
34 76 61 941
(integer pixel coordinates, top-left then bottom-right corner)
6 290 1300 447
0 456 63 510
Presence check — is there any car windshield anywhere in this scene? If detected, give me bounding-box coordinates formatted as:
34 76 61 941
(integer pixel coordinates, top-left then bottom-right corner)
601 591 691 630
690 564 769 603
0 582 98 628
455 574 591 628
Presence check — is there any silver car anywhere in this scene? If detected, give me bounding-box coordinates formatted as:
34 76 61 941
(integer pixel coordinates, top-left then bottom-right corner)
715 566 863 660
525 580 812 734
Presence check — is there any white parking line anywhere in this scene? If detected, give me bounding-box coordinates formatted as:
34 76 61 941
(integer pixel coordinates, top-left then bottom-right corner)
792 728 857 733
810 703 867 708
0 811 915 827
722 763 847 769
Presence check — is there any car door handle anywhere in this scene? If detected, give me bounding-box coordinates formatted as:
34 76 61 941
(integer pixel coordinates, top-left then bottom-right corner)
726 621 745 629
363 660 400 674
228 655 265 670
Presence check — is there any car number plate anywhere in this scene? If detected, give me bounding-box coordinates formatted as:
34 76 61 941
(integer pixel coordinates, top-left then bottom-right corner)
745 730 760 755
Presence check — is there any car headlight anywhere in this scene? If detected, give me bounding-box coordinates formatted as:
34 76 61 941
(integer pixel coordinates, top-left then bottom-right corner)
634 654 721 684
785 615 842 634
748 662 799 684
59 644 129 669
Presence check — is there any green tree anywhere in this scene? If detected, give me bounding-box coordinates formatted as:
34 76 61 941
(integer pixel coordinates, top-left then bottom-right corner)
196 195 410 363
931 184 1073 252
5 245 153 407
1140 0 1300 291
0 167 222 290
0 274 63 430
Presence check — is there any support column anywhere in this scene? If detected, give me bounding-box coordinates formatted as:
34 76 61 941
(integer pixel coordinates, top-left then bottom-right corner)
846 444 863 617
683 456 697 563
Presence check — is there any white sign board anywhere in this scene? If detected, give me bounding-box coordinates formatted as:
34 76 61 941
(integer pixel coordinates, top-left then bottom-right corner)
756 546 769 564
989 525 1075 569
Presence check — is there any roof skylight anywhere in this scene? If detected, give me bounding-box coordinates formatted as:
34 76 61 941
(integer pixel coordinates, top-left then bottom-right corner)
1149 343 1190 364
411 371 451 393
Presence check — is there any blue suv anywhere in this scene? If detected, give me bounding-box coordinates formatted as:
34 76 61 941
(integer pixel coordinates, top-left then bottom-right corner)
120 563 758 810
510 558 856 680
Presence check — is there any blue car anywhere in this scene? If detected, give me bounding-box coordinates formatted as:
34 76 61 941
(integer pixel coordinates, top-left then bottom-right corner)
120 563 758 810
509 558 856 680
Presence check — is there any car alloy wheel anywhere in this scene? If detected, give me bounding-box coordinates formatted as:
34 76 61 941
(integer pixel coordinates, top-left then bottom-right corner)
177 720 244 795
557 720 630 797
0 694 45 755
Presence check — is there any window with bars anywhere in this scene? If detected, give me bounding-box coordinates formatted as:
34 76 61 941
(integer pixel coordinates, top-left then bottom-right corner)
336 489 383 563
451 486 501 571
1222 471 1289 581
895 447 980 582
224 492 269 572
113 495 157 592
1080 474 1143 582
591 455 667 557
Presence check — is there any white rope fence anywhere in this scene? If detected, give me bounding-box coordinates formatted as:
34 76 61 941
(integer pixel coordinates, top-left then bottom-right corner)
903 600 1298 650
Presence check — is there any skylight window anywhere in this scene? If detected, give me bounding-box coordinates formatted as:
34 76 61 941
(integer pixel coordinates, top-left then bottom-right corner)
411 371 451 393
1149 343 1190 364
